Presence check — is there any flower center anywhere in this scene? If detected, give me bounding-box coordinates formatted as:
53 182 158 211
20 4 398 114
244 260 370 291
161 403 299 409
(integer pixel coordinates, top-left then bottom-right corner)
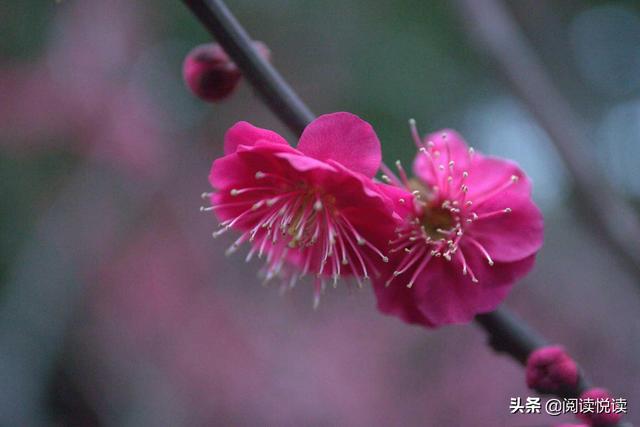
407 179 457 238
381 122 522 288
204 171 388 296
285 191 332 248
421 205 456 240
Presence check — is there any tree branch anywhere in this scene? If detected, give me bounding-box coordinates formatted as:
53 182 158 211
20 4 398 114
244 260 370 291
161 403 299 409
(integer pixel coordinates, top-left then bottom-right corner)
475 309 546 365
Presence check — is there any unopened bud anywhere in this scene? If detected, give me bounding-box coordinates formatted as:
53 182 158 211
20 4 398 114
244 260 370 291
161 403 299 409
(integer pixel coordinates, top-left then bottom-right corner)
525 345 579 394
182 41 270 102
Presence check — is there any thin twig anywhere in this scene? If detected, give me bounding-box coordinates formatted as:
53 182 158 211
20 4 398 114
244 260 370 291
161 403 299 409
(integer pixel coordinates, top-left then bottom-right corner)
181 0 314 136
475 309 546 365
455 0 640 284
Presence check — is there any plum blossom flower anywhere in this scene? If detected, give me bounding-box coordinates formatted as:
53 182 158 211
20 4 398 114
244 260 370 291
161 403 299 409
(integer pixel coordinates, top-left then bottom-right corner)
204 112 397 304
373 121 543 327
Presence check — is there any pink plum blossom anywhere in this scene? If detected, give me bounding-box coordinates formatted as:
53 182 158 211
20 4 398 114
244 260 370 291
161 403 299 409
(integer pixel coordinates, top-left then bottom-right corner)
373 122 543 327
205 112 398 303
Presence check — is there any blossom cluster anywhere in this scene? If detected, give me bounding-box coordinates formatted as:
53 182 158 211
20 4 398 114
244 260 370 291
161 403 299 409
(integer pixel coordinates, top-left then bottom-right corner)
204 112 543 327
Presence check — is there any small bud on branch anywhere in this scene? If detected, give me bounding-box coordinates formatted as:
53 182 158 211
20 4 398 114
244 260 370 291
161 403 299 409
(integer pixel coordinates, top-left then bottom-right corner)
183 41 270 102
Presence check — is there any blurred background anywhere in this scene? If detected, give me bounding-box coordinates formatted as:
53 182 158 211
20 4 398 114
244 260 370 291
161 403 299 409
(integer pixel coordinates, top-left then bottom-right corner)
1 0 639 425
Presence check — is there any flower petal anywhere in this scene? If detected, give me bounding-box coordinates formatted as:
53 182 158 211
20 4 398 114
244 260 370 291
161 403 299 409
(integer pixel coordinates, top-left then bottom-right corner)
373 182 415 219
274 151 337 174
465 156 532 201
375 250 536 328
373 269 432 326
417 254 536 327
413 129 473 186
209 152 252 190
223 121 288 155
468 185 544 262
210 141 295 189
296 112 381 177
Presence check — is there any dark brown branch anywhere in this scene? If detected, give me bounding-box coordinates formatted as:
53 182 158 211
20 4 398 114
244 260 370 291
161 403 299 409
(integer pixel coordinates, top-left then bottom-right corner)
455 0 640 284
475 309 546 365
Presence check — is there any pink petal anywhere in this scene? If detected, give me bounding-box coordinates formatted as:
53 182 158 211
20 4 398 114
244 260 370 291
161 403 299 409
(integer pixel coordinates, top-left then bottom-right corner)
223 121 288 155
209 153 252 190
327 160 402 207
274 151 337 174
374 280 432 326
296 112 381 177
468 185 544 262
210 141 296 189
413 129 473 186
375 252 535 328
373 182 415 219
413 260 486 326
465 156 532 201
415 253 536 327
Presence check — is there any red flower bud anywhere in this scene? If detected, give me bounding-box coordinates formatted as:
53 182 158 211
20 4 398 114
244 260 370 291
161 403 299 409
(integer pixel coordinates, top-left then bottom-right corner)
526 345 579 394
182 42 270 102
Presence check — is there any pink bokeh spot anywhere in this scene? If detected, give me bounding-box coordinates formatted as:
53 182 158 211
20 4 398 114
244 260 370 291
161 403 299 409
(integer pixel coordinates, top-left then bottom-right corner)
373 125 544 327
0 0 168 178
